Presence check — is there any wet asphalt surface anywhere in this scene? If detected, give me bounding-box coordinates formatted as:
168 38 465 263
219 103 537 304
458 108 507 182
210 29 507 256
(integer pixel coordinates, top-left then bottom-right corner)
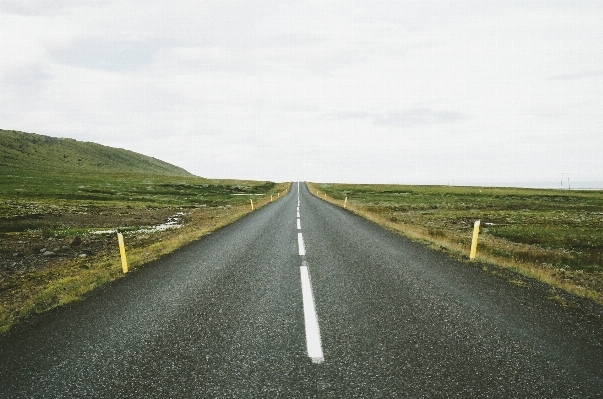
1 183 602 398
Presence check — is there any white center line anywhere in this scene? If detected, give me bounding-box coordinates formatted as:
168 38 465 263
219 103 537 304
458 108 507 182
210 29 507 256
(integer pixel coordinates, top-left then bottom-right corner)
298 232 306 256
296 187 324 364
300 263 324 364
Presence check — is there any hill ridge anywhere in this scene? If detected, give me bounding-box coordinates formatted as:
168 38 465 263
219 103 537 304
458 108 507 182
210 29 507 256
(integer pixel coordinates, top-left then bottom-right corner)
0 129 193 177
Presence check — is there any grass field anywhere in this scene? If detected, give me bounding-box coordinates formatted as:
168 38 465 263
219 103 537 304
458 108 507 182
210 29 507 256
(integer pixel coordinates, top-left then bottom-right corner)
0 130 290 332
307 182 603 305
0 129 191 176
0 172 289 333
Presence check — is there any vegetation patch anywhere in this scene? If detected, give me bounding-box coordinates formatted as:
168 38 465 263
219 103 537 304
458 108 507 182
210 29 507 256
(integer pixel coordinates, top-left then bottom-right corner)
0 130 290 333
307 182 603 308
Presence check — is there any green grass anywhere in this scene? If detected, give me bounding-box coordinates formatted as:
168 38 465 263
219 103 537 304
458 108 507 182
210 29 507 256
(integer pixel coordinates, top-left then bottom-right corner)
0 131 282 221
0 172 277 208
0 129 290 333
0 129 191 176
308 182 603 304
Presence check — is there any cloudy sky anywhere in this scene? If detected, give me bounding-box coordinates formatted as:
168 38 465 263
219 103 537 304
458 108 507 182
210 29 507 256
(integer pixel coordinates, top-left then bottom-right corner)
1 1 603 187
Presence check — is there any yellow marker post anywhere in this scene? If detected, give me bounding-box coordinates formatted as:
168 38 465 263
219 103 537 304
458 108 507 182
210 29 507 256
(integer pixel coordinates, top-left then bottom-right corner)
250 199 254 210
117 232 128 273
278 192 280 198
271 194 273 202
344 197 348 208
469 220 481 260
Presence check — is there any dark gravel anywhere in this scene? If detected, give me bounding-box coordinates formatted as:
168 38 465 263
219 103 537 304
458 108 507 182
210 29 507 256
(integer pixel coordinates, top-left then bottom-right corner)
0 183 602 398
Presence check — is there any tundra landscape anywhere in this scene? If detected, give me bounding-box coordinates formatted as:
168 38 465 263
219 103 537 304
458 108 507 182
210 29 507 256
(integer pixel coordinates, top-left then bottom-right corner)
1 130 603 397
308 182 603 309
3 2 603 396
2 130 603 333
0 130 289 332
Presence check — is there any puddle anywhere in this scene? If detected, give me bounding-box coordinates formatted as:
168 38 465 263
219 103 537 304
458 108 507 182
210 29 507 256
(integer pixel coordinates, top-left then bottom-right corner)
91 212 187 235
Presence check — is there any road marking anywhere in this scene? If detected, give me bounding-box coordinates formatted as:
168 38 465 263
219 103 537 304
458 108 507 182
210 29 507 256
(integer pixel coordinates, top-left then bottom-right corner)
296 186 324 364
298 232 305 256
300 263 324 364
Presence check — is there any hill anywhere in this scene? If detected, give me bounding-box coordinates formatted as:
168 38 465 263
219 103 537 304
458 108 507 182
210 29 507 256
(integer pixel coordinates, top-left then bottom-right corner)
0 129 193 177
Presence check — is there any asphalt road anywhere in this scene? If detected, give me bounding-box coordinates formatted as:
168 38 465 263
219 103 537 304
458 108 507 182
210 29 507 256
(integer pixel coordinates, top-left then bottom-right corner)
1 182 602 398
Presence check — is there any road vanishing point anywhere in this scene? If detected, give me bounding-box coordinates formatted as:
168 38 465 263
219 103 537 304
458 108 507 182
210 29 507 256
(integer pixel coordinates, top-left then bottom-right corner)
1 183 602 397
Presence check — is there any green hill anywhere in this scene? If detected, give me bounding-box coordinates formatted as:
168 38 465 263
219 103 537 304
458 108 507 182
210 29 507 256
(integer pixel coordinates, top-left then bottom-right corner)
0 129 193 177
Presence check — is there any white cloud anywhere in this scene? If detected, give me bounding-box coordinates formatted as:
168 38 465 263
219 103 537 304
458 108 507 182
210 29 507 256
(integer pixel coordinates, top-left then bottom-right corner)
1 1 603 186
548 69 603 81
0 0 100 16
330 109 466 127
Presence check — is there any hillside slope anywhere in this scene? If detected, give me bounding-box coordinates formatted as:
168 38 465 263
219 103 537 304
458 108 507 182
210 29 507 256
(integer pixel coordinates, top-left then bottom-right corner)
0 130 192 177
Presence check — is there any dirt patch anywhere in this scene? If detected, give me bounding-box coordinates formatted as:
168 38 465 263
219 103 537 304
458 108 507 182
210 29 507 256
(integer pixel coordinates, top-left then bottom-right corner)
0 206 184 275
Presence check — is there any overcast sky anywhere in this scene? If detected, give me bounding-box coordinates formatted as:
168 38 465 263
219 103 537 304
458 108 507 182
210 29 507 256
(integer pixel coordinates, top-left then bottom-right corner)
1 1 603 186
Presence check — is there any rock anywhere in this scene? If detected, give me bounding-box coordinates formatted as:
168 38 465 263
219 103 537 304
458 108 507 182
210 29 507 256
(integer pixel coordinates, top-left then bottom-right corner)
40 248 47 254
13 252 24 257
70 236 82 246
62 245 70 251
78 254 88 258
43 251 55 257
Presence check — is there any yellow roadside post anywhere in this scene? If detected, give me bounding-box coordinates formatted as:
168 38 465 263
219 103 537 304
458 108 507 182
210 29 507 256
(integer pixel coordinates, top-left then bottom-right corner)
344 197 348 208
271 194 273 202
278 192 280 198
469 220 481 260
250 199 254 210
117 232 128 273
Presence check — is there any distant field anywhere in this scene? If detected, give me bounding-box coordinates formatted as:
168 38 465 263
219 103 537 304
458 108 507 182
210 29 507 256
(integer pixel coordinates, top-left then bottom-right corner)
307 182 603 304
1 171 281 212
0 171 289 333
0 130 290 332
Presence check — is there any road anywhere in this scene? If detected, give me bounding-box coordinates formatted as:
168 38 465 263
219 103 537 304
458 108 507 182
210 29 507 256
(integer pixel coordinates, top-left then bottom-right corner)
1 182 602 397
